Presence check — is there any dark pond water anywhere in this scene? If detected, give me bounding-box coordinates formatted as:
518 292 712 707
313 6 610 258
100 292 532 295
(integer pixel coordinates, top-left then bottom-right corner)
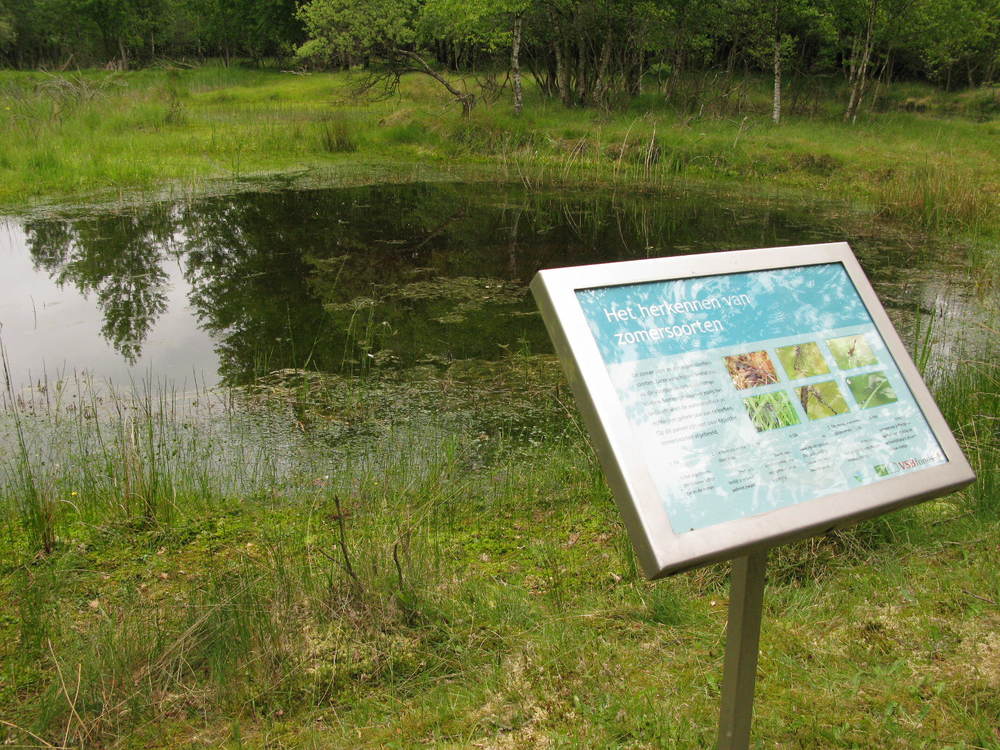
0 182 981 388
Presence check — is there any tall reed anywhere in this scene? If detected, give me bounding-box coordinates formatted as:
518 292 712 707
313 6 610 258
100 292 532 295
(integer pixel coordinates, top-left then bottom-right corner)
933 321 1000 515
1 340 57 555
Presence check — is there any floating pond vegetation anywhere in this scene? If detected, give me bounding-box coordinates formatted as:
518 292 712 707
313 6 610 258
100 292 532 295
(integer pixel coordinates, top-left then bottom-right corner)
392 276 527 325
827 334 878 370
847 371 899 409
743 391 800 432
776 342 830 379
724 350 779 390
797 380 849 420
237 350 573 455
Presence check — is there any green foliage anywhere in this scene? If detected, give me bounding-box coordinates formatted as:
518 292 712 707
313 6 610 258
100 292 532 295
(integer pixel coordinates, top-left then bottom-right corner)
418 0 526 51
915 0 1000 89
295 0 418 67
0 0 303 68
294 0 481 115
0 0 15 52
3 0 996 120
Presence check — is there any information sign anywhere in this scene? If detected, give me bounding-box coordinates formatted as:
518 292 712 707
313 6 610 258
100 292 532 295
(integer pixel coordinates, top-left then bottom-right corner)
532 243 975 578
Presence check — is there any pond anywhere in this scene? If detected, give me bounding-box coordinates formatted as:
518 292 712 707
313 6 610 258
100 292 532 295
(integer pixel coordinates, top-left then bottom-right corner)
0 181 982 391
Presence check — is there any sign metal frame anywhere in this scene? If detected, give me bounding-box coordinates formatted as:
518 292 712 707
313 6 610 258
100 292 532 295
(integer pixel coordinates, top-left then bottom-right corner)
531 242 975 579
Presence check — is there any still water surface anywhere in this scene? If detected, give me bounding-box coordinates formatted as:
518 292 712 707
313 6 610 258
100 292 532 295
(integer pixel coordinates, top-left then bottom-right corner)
0 182 979 388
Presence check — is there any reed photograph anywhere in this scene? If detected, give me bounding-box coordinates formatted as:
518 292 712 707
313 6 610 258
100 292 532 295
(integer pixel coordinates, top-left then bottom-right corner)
742 391 801 432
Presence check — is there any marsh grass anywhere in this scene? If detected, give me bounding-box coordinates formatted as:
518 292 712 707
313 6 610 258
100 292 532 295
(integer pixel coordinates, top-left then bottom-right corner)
316 114 357 153
0 372 290 555
1 342 57 556
876 162 996 233
1 67 997 254
931 323 1000 516
0 343 997 746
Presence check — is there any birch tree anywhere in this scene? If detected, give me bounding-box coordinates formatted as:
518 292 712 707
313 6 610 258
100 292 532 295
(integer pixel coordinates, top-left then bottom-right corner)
419 0 531 113
842 0 878 122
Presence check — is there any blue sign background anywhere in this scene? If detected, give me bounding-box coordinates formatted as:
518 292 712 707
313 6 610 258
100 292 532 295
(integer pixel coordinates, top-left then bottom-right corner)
574 262 946 533
576 263 872 362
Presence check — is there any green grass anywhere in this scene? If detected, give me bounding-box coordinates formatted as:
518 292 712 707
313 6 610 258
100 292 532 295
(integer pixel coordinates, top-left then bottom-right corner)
1 66 997 253
1 337 996 748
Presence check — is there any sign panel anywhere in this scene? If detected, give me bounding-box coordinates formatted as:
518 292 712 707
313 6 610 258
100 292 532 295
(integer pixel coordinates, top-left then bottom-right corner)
531 243 974 578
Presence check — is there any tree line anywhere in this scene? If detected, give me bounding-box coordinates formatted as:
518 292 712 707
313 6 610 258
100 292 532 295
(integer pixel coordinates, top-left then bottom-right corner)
0 0 301 67
2 0 997 114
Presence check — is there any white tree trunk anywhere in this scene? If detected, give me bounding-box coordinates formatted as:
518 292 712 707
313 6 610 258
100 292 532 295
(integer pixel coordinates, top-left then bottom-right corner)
844 0 878 123
772 35 782 124
512 14 523 115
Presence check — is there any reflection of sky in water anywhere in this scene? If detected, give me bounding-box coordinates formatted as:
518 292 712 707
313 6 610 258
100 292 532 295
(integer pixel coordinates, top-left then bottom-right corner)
2 183 984 395
0 223 219 388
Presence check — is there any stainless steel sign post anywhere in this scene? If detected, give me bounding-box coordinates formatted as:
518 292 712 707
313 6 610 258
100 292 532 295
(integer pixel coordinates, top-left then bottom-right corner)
530 242 974 748
717 550 767 750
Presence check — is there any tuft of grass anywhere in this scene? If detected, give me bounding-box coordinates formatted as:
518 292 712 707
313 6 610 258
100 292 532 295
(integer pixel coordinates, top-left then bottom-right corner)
316 113 357 153
932 322 1000 516
379 120 427 146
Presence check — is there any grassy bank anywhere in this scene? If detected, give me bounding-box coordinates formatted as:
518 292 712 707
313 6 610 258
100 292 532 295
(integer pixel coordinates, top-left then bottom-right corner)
1 66 998 244
1 335 997 748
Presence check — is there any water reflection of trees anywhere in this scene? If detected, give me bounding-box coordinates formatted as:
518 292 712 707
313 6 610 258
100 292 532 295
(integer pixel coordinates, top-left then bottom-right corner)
25 206 175 363
180 193 343 383
23 184 844 384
